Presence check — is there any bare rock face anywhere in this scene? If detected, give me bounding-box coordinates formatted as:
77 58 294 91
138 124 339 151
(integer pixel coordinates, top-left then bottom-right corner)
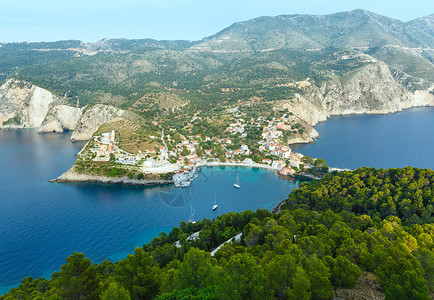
38 104 83 133
279 60 434 144
71 104 125 141
321 61 414 116
288 61 433 126
0 79 59 128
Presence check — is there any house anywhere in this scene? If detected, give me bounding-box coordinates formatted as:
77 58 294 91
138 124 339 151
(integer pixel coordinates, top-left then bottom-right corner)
234 149 243 156
262 158 272 165
186 145 196 153
241 144 249 151
265 143 276 151
243 158 254 164
272 160 286 170
281 150 291 159
279 167 296 176
290 161 302 168
272 149 281 157
110 130 116 143
190 156 201 163
186 154 196 161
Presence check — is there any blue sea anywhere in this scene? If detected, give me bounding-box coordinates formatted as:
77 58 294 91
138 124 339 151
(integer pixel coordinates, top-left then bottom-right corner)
0 129 302 294
292 107 434 170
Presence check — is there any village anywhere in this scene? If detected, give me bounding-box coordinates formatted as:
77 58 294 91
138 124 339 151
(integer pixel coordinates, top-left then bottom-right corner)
88 112 324 186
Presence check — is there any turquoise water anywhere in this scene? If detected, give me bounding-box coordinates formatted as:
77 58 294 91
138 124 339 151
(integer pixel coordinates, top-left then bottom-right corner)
0 129 302 294
292 107 434 170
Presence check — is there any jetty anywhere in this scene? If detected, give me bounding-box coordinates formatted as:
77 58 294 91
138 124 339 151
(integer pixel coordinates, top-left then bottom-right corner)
173 165 199 188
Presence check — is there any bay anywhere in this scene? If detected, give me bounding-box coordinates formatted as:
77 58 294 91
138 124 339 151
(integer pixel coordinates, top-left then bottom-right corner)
292 107 434 170
0 129 301 294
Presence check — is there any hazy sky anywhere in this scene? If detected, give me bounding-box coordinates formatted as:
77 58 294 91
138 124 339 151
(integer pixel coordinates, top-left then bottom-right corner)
1 0 433 43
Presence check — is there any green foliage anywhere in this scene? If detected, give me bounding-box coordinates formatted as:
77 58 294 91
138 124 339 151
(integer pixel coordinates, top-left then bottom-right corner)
52 252 100 299
174 248 217 290
180 147 189 157
302 156 313 164
156 286 217 300
313 158 327 168
217 253 272 299
100 282 131 300
328 255 361 288
2 116 21 126
114 248 160 299
285 167 434 224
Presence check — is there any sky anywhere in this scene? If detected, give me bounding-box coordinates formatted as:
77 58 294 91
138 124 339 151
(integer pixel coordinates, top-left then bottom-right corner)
1 0 433 43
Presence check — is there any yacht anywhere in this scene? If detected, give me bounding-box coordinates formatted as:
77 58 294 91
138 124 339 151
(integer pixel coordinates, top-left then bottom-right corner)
188 206 196 223
233 175 240 188
180 181 191 187
212 195 218 211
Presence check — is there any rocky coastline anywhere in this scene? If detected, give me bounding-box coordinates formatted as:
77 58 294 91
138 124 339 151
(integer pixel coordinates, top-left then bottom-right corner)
51 168 173 186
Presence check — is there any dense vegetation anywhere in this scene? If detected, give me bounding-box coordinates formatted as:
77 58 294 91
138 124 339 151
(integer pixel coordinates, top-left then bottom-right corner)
284 167 434 225
2 167 433 299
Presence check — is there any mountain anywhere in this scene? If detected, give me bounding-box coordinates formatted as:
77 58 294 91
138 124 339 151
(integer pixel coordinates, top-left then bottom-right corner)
192 9 434 51
0 38 196 82
406 14 434 46
1 10 433 145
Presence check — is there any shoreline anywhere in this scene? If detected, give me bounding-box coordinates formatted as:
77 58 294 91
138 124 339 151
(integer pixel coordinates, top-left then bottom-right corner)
199 161 278 171
51 161 281 186
51 168 172 186
49 106 434 187
272 199 287 214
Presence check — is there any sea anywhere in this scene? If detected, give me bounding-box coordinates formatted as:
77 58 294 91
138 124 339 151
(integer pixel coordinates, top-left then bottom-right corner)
1 106 434 294
0 129 303 294
292 107 434 170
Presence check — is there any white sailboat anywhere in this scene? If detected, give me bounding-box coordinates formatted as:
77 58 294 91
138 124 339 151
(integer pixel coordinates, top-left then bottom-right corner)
188 205 196 223
212 195 218 211
233 175 240 188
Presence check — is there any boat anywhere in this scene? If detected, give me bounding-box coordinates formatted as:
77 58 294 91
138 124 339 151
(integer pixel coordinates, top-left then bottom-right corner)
188 206 196 223
212 195 218 211
180 181 191 187
233 175 240 188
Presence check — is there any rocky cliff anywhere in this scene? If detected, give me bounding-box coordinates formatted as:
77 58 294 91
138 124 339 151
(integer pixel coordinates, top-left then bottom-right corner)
38 104 83 133
0 79 60 128
302 61 433 125
70 104 125 141
52 168 172 186
280 60 434 144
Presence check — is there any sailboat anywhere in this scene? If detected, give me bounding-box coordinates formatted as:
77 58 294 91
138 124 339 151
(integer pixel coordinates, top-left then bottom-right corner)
188 205 196 223
212 195 218 211
233 175 240 188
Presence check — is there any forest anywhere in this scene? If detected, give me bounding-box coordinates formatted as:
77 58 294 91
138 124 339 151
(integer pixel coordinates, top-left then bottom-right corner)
1 167 433 299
